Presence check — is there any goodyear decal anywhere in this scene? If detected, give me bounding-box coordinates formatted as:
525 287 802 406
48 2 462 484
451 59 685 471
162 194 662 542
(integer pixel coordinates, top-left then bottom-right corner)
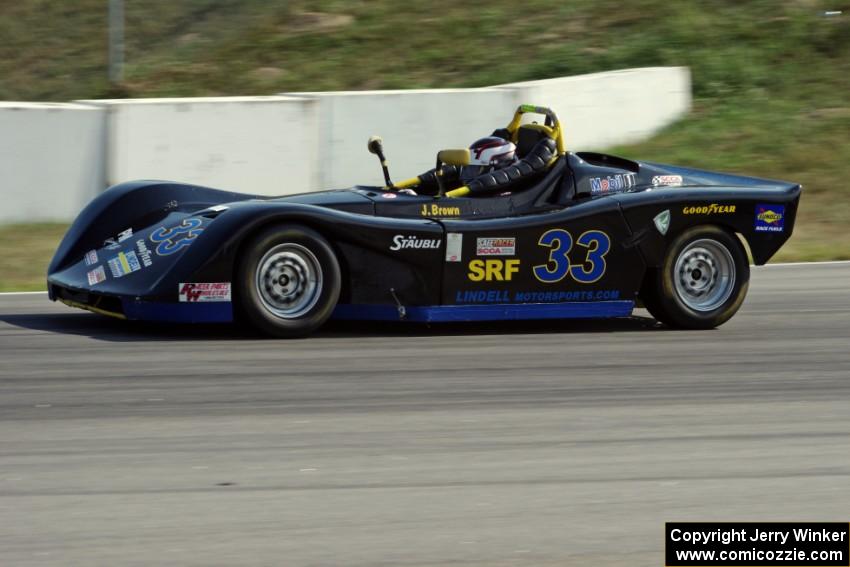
682 204 736 215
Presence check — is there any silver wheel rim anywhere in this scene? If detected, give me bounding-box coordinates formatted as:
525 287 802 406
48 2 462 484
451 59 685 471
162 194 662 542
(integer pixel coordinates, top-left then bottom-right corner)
673 238 736 312
255 243 323 319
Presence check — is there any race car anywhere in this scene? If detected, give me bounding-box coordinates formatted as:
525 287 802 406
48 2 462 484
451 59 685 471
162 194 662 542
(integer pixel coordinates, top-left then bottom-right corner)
47 105 801 337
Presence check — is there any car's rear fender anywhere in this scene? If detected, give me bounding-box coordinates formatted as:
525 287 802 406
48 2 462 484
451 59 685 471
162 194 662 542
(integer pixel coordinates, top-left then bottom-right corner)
614 182 801 266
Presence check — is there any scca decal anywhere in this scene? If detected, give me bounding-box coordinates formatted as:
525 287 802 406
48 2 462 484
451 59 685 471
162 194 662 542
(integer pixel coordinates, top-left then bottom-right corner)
467 259 521 281
533 229 611 284
150 218 204 256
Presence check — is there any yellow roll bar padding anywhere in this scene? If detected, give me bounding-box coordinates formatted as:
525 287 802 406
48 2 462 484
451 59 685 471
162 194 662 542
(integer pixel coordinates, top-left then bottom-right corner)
505 104 565 155
445 186 470 198
437 148 471 166
391 176 421 190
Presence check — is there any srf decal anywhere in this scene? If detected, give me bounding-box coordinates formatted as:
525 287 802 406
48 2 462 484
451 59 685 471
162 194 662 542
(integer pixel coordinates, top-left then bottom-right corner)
468 259 521 281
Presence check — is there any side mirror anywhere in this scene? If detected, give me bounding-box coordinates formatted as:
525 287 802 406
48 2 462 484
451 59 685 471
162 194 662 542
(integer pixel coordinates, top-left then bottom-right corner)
437 148 470 167
367 135 384 155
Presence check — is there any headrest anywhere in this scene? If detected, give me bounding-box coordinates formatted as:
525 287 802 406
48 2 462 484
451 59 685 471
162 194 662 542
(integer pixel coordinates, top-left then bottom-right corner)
515 123 556 158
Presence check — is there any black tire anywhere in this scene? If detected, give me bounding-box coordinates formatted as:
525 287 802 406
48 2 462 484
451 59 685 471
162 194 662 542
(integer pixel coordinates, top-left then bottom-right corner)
235 224 341 338
641 225 749 329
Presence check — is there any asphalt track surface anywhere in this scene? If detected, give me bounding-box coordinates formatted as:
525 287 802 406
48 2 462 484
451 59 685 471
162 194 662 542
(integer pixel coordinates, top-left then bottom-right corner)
1 262 849 566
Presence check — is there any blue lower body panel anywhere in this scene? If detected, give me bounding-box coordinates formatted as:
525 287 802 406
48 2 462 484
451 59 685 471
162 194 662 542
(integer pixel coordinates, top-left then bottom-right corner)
122 299 233 323
332 301 634 323
119 300 633 324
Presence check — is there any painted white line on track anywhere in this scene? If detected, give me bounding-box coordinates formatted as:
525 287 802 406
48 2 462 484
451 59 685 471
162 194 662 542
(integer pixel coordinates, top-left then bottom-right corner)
758 260 850 267
0 291 47 296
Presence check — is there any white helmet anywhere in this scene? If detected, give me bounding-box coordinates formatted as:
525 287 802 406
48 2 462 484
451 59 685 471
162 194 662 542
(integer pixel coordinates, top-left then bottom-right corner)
468 136 517 166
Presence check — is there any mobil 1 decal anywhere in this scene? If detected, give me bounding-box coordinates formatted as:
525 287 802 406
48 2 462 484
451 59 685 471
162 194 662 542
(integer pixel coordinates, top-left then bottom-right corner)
449 226 624 305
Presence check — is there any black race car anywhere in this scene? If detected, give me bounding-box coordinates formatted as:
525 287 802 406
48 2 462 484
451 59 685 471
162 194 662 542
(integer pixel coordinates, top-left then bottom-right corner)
48 105 801 337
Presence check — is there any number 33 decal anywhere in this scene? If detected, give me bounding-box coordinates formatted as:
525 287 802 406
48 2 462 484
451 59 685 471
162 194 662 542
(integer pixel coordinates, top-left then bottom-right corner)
149 218 204 256
533 229 611 284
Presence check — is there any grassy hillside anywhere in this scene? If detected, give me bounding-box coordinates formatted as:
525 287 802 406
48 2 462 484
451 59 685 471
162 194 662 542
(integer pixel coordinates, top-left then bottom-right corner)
1 1 849 289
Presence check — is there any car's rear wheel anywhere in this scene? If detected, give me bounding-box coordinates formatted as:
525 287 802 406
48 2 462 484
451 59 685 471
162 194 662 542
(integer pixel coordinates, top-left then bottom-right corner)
236 224 340 337
641 225 749 329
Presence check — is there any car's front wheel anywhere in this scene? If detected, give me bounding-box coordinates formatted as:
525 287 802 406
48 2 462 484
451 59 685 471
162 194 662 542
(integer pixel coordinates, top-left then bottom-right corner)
641 225 749 329
236 224 341 337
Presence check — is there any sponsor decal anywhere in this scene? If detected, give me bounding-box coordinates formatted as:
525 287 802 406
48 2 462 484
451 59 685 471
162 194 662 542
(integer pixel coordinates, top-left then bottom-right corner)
476 237 516 256
455 289 621 304
84 249 98 266
467 259 521 281
755 203 785 232
445 233 463 262
653 210 671 235
381 192 397 199
103 238 120 250
178 282 231 302
117 228 133 242
420 203 461 217
389 235 441 251
107 250 141 278
682 203 736 215
651 175 683 187
589 173 636 194
135 239 153 267
150 218 204 256
86 265 106 286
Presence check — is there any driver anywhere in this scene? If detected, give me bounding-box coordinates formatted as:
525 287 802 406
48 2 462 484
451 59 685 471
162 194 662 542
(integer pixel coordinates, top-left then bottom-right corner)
411 136 517 196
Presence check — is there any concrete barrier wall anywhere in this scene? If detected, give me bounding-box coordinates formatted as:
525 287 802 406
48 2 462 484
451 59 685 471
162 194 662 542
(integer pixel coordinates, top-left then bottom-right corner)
499 67 691 150
292 66 690 190
289 88 519 189
0 67 690 224
0 102 106 223
81 96 320 197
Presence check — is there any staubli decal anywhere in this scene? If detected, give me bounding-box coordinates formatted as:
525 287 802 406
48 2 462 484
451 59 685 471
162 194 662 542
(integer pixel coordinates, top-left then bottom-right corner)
682 204 736 215
389 235 441 251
